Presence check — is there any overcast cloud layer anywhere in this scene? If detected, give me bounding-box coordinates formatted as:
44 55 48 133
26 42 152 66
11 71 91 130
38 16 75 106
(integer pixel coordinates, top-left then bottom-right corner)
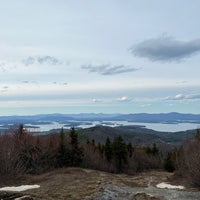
0 0 199 115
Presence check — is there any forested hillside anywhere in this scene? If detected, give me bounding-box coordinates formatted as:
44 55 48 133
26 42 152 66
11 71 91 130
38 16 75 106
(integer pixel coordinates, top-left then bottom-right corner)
78 125 195 147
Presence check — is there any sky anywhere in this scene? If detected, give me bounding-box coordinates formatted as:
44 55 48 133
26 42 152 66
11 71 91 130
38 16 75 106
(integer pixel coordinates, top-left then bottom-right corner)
0 0 200 115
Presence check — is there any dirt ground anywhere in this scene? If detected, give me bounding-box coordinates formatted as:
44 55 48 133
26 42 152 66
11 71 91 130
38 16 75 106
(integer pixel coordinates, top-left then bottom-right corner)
0 168 175 200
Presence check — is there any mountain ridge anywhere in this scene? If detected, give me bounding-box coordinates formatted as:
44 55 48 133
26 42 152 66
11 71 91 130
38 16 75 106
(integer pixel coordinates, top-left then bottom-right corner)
0 112 200 123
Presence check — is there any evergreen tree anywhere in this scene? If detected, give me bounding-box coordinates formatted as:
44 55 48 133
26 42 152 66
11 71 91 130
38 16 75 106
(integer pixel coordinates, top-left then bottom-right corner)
104 137 112 162
57 127 69 167
92 139 95 146
152 143 159 155
69 127 83 166
195 128 200 140
97 142 104 156
164 152 175 172
112 136 127 172
145 146 152 155
127 142 133 158
145 144 159 156
14 124 26 144
86 139 90 144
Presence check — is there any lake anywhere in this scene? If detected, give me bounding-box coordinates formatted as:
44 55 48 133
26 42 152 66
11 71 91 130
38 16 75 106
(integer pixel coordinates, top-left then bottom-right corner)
26 120 200 132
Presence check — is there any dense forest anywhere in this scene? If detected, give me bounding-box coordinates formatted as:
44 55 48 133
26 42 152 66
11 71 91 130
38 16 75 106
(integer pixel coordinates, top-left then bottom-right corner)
0 125 199 188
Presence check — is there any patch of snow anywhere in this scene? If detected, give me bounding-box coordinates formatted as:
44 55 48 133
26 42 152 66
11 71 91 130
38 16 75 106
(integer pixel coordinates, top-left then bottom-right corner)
156 182 184 190
0 185 40 192
15 195 33 200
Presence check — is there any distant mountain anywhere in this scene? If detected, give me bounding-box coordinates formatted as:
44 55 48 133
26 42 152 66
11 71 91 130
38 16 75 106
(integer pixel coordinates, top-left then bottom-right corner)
111 112 200 123
0 112 199 124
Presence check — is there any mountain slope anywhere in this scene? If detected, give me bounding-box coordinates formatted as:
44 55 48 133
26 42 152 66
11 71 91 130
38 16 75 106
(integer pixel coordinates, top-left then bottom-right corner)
78 125 195 146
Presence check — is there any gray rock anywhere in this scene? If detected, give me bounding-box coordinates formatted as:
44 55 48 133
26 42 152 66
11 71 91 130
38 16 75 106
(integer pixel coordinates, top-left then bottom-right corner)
133 193 166 200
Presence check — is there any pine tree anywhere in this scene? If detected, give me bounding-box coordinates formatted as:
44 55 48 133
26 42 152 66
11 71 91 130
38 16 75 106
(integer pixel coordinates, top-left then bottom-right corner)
152 143 159 155
112 136 127 173
57 127 69 167
97 142 104 156
145 144 159 156
15 124 26 144
92 139 95 146
164 152 175 172
127 142 133 158
104 137 112 162
69 127 83 166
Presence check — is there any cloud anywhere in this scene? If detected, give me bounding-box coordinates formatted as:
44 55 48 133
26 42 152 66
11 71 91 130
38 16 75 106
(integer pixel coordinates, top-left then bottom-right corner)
37 56 60 65
23 56 62 66
0 61 16 72
23 57 35 66
176 81 188 84
130 36 200 62
116 96 131 102
0 85 9 93
92 98 102 103
140 103 152 107
0 62 6 72
81 64 139 75
22 81 29 84
165 93 200 100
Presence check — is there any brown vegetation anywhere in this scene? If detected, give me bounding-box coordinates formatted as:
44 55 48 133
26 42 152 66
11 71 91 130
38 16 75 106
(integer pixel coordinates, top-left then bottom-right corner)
165 129 200 188
179 129 200 187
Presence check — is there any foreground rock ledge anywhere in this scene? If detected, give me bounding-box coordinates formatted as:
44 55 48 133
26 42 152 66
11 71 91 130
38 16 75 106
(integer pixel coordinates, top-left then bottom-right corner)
133 193 166 200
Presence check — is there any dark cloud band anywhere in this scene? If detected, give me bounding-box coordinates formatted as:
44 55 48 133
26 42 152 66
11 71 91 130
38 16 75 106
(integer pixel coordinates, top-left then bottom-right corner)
82 64 139 75
130 36 200 62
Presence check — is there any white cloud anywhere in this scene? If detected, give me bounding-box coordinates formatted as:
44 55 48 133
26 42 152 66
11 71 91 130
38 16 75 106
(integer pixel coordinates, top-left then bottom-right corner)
92 98 102 103
140 104 152 107
116 96 131 102
165 93 200 101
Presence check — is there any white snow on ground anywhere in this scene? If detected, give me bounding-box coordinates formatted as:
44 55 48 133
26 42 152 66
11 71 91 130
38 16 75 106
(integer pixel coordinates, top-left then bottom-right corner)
0 185 40 192
15 195 33 200
156 182 185 190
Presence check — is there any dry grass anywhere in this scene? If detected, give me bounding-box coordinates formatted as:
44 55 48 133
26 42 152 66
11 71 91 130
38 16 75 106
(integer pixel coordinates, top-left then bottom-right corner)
0 168 173 200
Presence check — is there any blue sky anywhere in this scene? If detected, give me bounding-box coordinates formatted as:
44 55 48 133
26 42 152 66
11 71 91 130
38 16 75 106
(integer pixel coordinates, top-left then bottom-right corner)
0 0 200 115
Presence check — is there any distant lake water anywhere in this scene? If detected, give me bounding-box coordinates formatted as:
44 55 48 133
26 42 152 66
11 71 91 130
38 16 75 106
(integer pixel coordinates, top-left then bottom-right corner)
26 121 200 133
127 122 200 132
